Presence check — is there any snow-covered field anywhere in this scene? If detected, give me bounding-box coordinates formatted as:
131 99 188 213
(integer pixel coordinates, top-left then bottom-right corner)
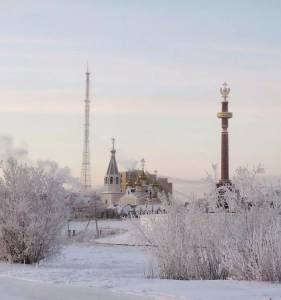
1 219 281 300
0 277 155 300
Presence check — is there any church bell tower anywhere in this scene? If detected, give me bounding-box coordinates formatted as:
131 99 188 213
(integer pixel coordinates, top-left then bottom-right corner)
101 138 123 207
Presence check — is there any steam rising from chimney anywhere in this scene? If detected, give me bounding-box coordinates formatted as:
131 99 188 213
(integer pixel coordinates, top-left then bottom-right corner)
118 155 138 171
0 136 29 161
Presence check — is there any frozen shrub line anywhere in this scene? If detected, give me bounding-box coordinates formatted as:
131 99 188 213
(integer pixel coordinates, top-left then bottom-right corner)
138 166 281 281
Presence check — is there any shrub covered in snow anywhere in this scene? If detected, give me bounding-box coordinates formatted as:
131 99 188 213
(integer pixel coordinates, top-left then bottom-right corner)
0 159 67 264
226 208 281 281
138 167 281 281
140 204 229 280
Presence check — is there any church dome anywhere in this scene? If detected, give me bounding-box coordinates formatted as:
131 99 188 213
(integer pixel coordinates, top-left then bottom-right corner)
139 170 147 181
126 179 134 187
152 181 160 187
135 177 142 186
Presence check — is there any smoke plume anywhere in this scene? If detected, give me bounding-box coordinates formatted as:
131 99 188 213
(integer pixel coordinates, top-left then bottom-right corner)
0 135 29 162
0 136 80 191
118 156 138 171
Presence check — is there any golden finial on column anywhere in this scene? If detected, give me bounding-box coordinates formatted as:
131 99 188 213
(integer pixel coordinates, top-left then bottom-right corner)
220 82 231 102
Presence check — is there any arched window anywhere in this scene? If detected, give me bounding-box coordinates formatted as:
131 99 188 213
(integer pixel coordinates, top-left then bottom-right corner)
110 177 113 184
116 177 119 184
105 177 108 184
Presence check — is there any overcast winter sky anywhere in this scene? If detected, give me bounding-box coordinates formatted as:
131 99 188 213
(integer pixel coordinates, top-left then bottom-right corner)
0 0 281 184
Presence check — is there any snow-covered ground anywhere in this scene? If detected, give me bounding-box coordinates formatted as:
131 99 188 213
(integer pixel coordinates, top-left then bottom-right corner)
1 219 281 300
0 277 155 300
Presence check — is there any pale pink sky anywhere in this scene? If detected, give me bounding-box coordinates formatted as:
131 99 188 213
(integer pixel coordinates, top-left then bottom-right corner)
0 1 281 185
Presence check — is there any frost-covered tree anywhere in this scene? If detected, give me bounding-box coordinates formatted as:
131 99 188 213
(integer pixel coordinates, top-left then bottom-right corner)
0 159 67 264
138 202 229 280
136 166 281 281
225 208 281 281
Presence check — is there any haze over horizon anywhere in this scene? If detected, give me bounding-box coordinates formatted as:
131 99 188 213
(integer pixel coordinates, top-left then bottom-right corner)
1 0 281 185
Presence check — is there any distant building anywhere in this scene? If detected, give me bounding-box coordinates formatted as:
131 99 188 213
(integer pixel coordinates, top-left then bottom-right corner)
121 170 172 194
119 167 161 206
101 142 173 208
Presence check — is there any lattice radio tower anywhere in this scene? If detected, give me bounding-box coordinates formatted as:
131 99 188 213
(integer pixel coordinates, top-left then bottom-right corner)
81 65 92 191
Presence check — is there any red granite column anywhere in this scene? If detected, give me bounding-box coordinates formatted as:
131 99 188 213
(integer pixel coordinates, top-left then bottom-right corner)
221 129 229 181
217 83 232 185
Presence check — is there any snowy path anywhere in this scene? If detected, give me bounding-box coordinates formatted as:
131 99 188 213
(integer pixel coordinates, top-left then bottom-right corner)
0 276 154 300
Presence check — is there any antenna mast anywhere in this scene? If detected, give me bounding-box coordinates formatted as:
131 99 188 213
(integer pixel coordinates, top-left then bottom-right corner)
81 65 92 191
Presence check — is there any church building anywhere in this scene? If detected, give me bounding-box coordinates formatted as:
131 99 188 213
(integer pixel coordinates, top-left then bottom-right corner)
101 139 173 209
100 139 123 207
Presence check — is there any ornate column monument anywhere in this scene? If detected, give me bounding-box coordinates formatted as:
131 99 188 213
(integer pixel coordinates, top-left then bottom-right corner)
217 82 233 186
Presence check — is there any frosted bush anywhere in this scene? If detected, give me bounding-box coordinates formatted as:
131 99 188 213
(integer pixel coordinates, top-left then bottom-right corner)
226 208 281 281
138 166 281 281
0 159 67 264
140 204 228 280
